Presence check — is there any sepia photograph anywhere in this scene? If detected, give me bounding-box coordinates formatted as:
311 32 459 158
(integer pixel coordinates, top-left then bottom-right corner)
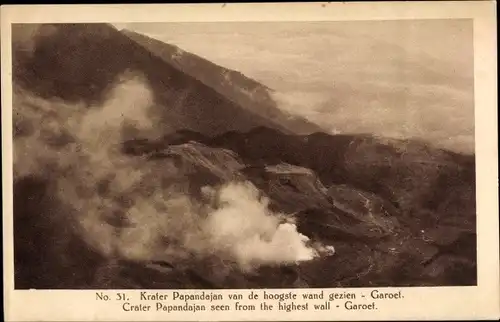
3 2 499 321
10 19 479 291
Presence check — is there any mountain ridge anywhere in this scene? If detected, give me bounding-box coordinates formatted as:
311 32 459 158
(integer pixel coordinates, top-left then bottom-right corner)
12 23 313 137
120 29 324 135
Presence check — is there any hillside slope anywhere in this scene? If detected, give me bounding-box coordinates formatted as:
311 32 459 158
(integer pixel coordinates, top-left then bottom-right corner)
121 29 323 134
12 23 307 137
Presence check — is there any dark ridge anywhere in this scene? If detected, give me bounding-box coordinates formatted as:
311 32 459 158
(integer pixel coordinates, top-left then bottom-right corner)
120 29 274 93
121 129 207 155
209 127 475 214
12 23 295 136
121 126 475 224
121 29 324 135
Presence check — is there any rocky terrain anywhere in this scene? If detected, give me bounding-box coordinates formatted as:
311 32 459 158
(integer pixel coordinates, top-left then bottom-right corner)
12 23 476 289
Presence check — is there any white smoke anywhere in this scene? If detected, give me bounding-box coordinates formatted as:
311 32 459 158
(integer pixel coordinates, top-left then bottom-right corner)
199 182 331 270
13 72 334 272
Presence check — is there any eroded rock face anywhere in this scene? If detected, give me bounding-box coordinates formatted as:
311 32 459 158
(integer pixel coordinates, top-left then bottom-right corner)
13 123 477 289
79 133 475 289
121 30 323 135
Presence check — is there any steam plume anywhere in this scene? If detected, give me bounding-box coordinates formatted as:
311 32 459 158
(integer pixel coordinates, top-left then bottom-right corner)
198 182 330 270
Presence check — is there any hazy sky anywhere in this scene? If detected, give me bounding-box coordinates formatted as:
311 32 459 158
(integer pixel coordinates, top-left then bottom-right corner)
114 20 474 153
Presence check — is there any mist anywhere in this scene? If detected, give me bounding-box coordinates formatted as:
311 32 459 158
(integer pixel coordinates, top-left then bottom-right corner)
13 72 333 271
125 20 475 154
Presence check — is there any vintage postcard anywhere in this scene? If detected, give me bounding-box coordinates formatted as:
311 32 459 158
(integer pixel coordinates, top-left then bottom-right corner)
2 2 498 321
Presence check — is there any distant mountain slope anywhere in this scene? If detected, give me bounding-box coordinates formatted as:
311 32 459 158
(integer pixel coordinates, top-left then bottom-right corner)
121 29 324 135
208 127 475 219
127 126 474 221
12 23 302 136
